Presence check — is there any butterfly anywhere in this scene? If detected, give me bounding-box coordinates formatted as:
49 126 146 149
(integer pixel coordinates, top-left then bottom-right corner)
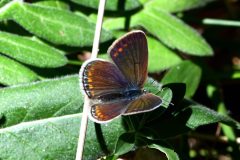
79 30 162 123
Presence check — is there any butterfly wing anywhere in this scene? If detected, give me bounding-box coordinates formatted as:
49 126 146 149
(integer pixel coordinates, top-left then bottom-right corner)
90 99 131 123
90 93 162 123
124 93 162 115
80 59 128 99
108 31 148 88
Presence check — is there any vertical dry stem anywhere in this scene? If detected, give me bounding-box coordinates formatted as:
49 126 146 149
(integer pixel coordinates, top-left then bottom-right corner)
75 0 106 159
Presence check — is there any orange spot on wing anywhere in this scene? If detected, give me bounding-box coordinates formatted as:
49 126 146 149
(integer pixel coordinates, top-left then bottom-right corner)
95 106 106 120
123 44 128 48
88 78 93 83
113 52 118 57
88 72 92 76
88 84 93 89
118 48 123 52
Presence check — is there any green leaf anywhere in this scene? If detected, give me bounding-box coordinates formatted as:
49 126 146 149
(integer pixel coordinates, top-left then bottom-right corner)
0 75 83 127
148 141 179 160
114 132 135 156
218 103 237 140
0 1 112 46
71 0 141 11
0 55 38 85
161 61 202 98
0 31 67 68
34 0 70 10
145 0 216 13
103 17 126 31
139 0 148 4
158 87 173 108
207 85 237 141
0 74 170 128
150 100 240 139
0 114 125 160
0 0 11 8
131 8 213 56
147 36 182 72
185 101 240 130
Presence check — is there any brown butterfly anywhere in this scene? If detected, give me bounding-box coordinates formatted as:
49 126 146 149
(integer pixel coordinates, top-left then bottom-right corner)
79 30 162 123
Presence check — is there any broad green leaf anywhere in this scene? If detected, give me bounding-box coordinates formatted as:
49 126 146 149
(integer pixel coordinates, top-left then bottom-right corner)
0 31 67 68
148 141 179 160
103 17 126 31
114 132 135 156
0 75 83 127
0 55 38 85
161 61 201 98
34 0 70 10
145 0 216 13
0 75 171 128
185 101 240 130
150 100 240 139
71 0 141 11
147 37 182 72
131 8 213 56
0 1 112 46
0 114 125 160
139 0 148 4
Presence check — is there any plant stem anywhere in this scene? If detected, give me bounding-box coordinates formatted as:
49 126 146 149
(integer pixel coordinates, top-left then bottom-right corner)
75 0 106 160
203 18 240 27
68 60 83 66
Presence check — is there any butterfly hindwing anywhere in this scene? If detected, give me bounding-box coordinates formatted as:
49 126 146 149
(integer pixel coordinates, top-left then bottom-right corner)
124 93 162 115
108 31 148 88
80 59 128 99
90 99 131 123
90 93 162 123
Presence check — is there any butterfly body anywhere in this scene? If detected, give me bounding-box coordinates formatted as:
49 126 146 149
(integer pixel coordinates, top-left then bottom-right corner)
97 89 144 102
79 31 162 123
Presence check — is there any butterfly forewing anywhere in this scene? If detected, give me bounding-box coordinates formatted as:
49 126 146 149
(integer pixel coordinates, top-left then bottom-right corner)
108 31 148 88
80 59 128 99
124 93 162 115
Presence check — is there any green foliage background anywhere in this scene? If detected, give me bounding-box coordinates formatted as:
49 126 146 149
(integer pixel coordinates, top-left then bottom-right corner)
0 0 239 159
